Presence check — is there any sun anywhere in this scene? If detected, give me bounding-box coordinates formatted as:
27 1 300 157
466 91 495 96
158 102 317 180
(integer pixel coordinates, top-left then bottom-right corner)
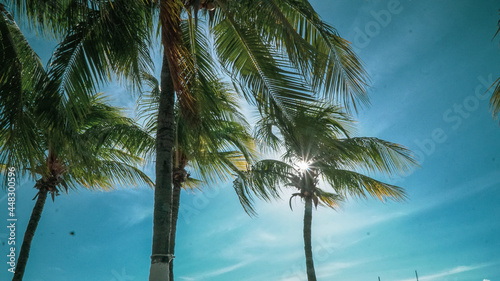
296 160 310 172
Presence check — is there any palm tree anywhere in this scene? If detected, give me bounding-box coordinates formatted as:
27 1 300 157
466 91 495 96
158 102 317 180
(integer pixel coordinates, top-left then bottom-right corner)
6 2 370 279
138 72 255 280
8 96 154 281
234 104 418 281
1 91 154 281
1 9 154 280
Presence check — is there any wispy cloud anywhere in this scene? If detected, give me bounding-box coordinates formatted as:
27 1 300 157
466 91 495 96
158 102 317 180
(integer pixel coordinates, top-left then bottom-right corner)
214 188 410 263
218 226 298 261
202 213 249 238
276 260 367 281
400 263 495 281
406 169 500 215
196 170 500 281
316 260 365 279
179 260 253 280
120 204 152 227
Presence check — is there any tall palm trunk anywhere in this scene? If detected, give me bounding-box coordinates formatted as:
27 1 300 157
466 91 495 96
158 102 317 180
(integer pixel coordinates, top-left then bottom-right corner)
149 51 176 281
169 168 184 281
12 189 48 281
303 197 317 281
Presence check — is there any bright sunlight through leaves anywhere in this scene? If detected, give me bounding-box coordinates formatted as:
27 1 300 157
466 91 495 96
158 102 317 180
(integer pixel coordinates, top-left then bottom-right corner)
296 160 310 172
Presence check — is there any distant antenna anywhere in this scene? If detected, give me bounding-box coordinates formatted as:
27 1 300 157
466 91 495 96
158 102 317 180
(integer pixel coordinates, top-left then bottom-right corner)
415 270 419 281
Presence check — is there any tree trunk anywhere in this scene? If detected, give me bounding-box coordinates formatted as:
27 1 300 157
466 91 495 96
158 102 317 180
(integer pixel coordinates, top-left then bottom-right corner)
149 51 176 281
169 174 183 281
303 197 317 281
12 189 48 281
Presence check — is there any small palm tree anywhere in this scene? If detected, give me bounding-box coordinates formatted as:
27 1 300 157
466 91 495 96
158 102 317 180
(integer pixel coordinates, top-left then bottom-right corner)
138 72 255 280
1 9 153 280
234 104 418 281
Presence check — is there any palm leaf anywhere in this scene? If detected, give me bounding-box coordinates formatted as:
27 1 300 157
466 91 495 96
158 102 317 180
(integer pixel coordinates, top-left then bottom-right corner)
234 159 295 215
0 6 47 175
38 1 153 128
316 188 344 209
213 1 315 114
65 159 153 191
489 77 500 122
321 168 406 202
277 0 370 111
323 137 418 176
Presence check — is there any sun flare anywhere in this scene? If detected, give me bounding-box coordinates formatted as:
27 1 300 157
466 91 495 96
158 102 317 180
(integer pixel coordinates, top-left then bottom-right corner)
296 160 310 172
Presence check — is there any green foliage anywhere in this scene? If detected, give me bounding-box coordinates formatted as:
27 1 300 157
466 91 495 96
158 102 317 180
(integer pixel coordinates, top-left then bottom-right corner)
6 0 370 114
1 5 153 192
235 104 418 216
137 72 255 188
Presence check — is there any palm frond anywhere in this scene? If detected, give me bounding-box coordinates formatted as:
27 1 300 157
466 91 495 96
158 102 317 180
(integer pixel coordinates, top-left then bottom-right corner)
182 177 204 190
324 137 418 176
233 159 295 215
136 73 161 135
316 188 344 209
4 0 92 38
38 1 153 127
489 77 500 122
190 151 245 182
213 1 315 114
277 0 370 111
322 168 407 202
65 159 153 191
289 192 302 211
253 114 284 153
0 6 47 176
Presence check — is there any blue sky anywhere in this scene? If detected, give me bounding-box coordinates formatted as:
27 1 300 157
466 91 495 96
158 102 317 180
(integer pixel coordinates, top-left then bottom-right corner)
1 0 500 280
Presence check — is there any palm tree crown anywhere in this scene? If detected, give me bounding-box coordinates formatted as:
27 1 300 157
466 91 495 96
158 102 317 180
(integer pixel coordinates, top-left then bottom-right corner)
234 104 418 281
236 104 417 213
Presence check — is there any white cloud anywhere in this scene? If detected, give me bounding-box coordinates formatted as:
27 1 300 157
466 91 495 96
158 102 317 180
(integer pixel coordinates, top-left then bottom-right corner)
195 169 499 281
213 186 410 263
316 261 364 279
399 264 494 281
201 213 248 238
218 225 301 261
121 204 152 227
275 260 369 281
180 260 252 280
